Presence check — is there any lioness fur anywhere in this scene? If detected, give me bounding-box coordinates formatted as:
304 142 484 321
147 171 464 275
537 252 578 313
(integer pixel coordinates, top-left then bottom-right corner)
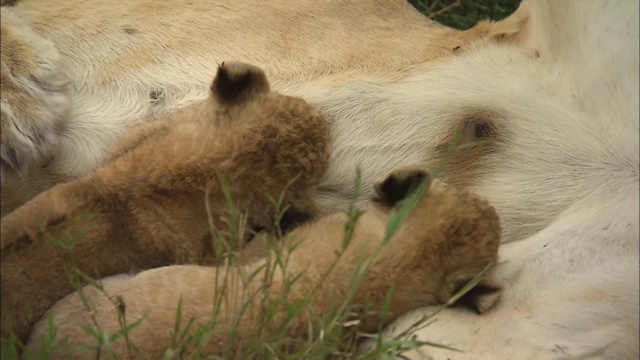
0 61 330 341
0 0 515 216
26 169 502 358
0 0 637 358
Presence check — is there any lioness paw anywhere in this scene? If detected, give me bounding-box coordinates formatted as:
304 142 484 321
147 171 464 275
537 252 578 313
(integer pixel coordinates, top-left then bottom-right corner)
211 61 270 106
0 9 70 183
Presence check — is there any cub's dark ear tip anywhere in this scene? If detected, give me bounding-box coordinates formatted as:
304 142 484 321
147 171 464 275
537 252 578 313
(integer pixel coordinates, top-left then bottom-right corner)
211 61 270 105
372 169 430 207
212 63 231 90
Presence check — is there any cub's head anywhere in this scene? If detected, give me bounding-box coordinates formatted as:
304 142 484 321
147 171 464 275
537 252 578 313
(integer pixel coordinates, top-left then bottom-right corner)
373 167 503 314
206 61 330 235
210 61 270 107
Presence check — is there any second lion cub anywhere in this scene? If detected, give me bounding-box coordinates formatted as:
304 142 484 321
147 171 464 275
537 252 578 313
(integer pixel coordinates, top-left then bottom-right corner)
27 168 503 358
0 61 330 341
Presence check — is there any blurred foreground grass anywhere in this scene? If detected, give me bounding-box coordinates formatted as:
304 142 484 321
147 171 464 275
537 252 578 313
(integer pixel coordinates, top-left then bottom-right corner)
410 0 521 29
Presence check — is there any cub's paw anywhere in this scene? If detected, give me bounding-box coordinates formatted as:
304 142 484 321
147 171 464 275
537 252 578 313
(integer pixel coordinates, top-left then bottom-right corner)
0 8 70 184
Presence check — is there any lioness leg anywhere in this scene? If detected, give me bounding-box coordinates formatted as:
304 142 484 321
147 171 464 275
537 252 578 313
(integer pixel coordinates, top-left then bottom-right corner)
0 7 69 186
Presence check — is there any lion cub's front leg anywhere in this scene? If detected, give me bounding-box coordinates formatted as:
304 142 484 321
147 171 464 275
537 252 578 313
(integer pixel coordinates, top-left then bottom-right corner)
0 7 70 184
0 61 330 341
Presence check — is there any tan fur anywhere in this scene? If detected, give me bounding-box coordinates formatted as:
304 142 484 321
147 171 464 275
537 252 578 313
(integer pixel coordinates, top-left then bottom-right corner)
0 6 70 187
26 170 502 359
1 1 637 358
0 61 330 341
0 0 516 215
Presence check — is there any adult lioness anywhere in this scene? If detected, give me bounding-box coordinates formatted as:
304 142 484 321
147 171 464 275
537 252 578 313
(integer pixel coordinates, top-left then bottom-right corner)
0 0 638 359
0 0 515 214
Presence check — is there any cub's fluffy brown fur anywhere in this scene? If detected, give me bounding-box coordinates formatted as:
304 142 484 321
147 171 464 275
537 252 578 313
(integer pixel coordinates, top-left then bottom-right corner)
27 169 502 358
0 61 330 341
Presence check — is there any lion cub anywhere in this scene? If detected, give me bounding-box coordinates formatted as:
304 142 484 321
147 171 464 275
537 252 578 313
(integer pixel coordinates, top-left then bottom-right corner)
26 168 502 358
0 62 330 341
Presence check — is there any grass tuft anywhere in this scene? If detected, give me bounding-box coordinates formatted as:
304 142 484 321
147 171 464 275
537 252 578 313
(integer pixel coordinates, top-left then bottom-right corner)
410 0 521 30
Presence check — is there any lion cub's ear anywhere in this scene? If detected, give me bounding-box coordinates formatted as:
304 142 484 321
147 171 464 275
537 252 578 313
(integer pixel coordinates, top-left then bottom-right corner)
373 168 430 207
457 278 503 314
211 61 270 106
